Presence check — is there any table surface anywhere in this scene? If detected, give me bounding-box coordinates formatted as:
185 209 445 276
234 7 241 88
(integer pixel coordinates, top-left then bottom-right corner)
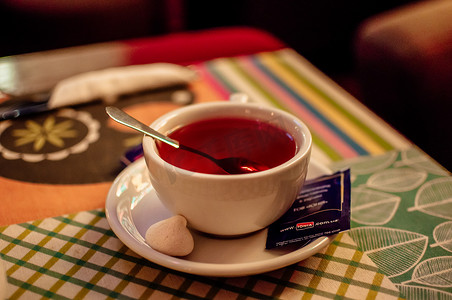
1 48 451 299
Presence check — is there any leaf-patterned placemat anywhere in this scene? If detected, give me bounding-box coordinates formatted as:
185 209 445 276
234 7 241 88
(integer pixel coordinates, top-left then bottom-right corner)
331 147 452 299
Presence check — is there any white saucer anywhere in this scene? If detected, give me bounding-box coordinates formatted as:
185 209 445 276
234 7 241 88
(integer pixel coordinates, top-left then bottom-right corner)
105 157 335 277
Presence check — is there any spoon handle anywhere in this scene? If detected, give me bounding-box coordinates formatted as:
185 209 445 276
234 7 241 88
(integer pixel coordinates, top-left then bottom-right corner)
105 106 180 148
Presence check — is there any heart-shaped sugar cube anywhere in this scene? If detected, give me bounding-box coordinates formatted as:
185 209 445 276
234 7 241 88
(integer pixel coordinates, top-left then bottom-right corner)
145 215 194 256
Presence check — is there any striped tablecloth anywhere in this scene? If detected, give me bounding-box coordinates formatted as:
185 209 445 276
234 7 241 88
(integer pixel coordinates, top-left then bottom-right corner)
1 49 451 299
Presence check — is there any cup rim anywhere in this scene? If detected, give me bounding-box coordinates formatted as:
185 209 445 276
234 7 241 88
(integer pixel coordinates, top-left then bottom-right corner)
143 101 312 179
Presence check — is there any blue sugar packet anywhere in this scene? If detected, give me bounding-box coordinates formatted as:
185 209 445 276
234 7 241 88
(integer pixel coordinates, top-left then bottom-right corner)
266 169 350 249
121 144 144 167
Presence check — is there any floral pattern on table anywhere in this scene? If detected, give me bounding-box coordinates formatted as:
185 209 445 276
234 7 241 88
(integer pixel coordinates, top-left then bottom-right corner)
331 148 452 299
0 109 99 163
0 87 194 184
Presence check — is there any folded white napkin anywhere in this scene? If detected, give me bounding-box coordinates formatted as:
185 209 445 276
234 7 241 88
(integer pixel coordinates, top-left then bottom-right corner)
47 63 198 109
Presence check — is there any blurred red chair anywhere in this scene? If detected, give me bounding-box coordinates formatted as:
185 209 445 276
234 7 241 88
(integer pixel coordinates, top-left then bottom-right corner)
354 0 452 169
0 26 286 96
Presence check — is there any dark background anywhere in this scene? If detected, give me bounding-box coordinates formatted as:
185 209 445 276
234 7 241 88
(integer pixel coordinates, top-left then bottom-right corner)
2 0 450 171
0 0 413 77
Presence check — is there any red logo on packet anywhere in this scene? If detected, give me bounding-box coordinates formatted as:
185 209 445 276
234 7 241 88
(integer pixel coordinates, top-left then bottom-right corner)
296 221 314 230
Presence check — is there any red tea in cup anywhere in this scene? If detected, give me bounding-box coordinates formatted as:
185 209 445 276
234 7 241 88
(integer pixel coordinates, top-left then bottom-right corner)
156 117 297 174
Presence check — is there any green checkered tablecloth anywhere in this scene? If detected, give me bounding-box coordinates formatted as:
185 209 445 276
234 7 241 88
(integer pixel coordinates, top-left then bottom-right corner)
0 210 400 299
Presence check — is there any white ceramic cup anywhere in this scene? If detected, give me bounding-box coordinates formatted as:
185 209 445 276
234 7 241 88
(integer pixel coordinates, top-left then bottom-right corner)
143 101 312 236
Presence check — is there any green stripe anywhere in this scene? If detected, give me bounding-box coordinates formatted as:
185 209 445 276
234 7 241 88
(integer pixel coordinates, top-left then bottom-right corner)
275 51 394 151
262 269 356 300
367 272 386 299
330 237 363 251
16 223 122 261
292 264 400 297
270 265 296 297
311 134 343 161
87 209 106 218
145 270 168 298
54 215 115 237
315 238 381 272
204 277 226 299
314 252 380 272
237 277 260 300
112 263 144 297
175 278 196 299
228 57 287 110
2 220 40 276
7 276 71 300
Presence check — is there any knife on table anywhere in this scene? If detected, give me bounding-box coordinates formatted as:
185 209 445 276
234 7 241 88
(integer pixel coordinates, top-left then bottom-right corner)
0 63 198 120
